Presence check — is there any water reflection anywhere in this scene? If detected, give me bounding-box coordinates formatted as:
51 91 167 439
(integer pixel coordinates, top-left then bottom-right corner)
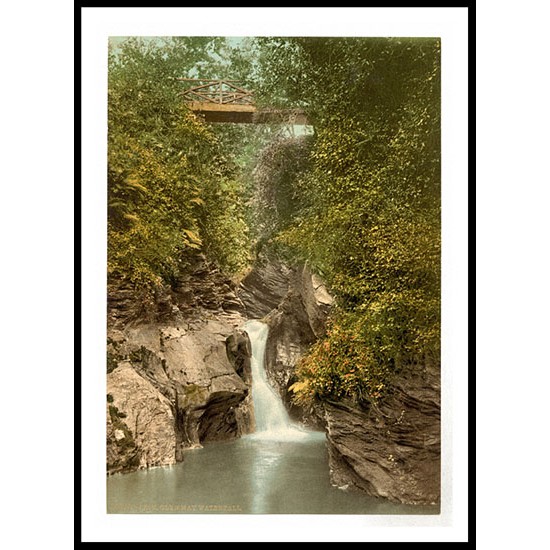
107 434 439 515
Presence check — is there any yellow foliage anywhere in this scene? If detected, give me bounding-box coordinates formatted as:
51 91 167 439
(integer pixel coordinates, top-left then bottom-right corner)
183 228 202 245
289 380 309 394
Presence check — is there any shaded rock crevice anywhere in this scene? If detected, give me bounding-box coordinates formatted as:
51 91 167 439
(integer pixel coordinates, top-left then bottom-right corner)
237 256 295 319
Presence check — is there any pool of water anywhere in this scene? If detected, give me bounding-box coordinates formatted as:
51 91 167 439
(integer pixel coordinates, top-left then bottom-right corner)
107 432 439 515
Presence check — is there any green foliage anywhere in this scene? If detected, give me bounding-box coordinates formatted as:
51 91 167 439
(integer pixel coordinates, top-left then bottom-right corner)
256 37 441 406
108 37 254 297
291 314 390 404
199 178 251 274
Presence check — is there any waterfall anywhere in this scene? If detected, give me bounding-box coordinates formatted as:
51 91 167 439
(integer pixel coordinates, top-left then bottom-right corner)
244 320 307 441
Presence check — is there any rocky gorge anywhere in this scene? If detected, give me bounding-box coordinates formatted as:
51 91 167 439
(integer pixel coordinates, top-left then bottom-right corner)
106 254 440 506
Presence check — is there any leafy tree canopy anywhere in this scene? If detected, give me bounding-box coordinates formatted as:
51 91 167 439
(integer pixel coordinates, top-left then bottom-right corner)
108 37 261 294
254 37 441 406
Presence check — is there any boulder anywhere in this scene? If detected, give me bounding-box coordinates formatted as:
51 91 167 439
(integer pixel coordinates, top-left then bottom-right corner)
107 363 176 474
107 314 254 471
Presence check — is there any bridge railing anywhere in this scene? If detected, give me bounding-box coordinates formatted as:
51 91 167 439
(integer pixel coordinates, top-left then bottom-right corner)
178 78 254 105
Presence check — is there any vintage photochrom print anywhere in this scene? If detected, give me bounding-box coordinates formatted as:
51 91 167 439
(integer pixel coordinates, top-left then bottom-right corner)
106 35 441 515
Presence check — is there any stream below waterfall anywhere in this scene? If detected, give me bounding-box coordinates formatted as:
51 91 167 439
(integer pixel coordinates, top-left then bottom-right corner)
107 320 439 515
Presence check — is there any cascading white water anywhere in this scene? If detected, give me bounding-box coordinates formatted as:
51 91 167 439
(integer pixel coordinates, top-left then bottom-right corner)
244 320 307 441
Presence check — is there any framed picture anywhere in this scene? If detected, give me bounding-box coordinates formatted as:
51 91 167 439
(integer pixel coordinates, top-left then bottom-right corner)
81 6 470 543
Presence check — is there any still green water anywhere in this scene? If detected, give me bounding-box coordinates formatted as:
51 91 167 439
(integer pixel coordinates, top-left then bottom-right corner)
107 432 439 515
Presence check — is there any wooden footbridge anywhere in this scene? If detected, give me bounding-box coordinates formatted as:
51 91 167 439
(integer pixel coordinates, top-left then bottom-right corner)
178 78 308 125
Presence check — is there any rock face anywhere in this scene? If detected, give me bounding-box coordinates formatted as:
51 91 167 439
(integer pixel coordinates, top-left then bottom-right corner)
107 315 253 474
262 265 333 424
238 256 295 319
322 360 441 505
107 363 176 474
108 253 246 329
107 250 257 474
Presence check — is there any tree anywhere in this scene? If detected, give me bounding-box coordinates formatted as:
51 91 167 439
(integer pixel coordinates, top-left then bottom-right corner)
107 37 254 297
256 37 441 405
